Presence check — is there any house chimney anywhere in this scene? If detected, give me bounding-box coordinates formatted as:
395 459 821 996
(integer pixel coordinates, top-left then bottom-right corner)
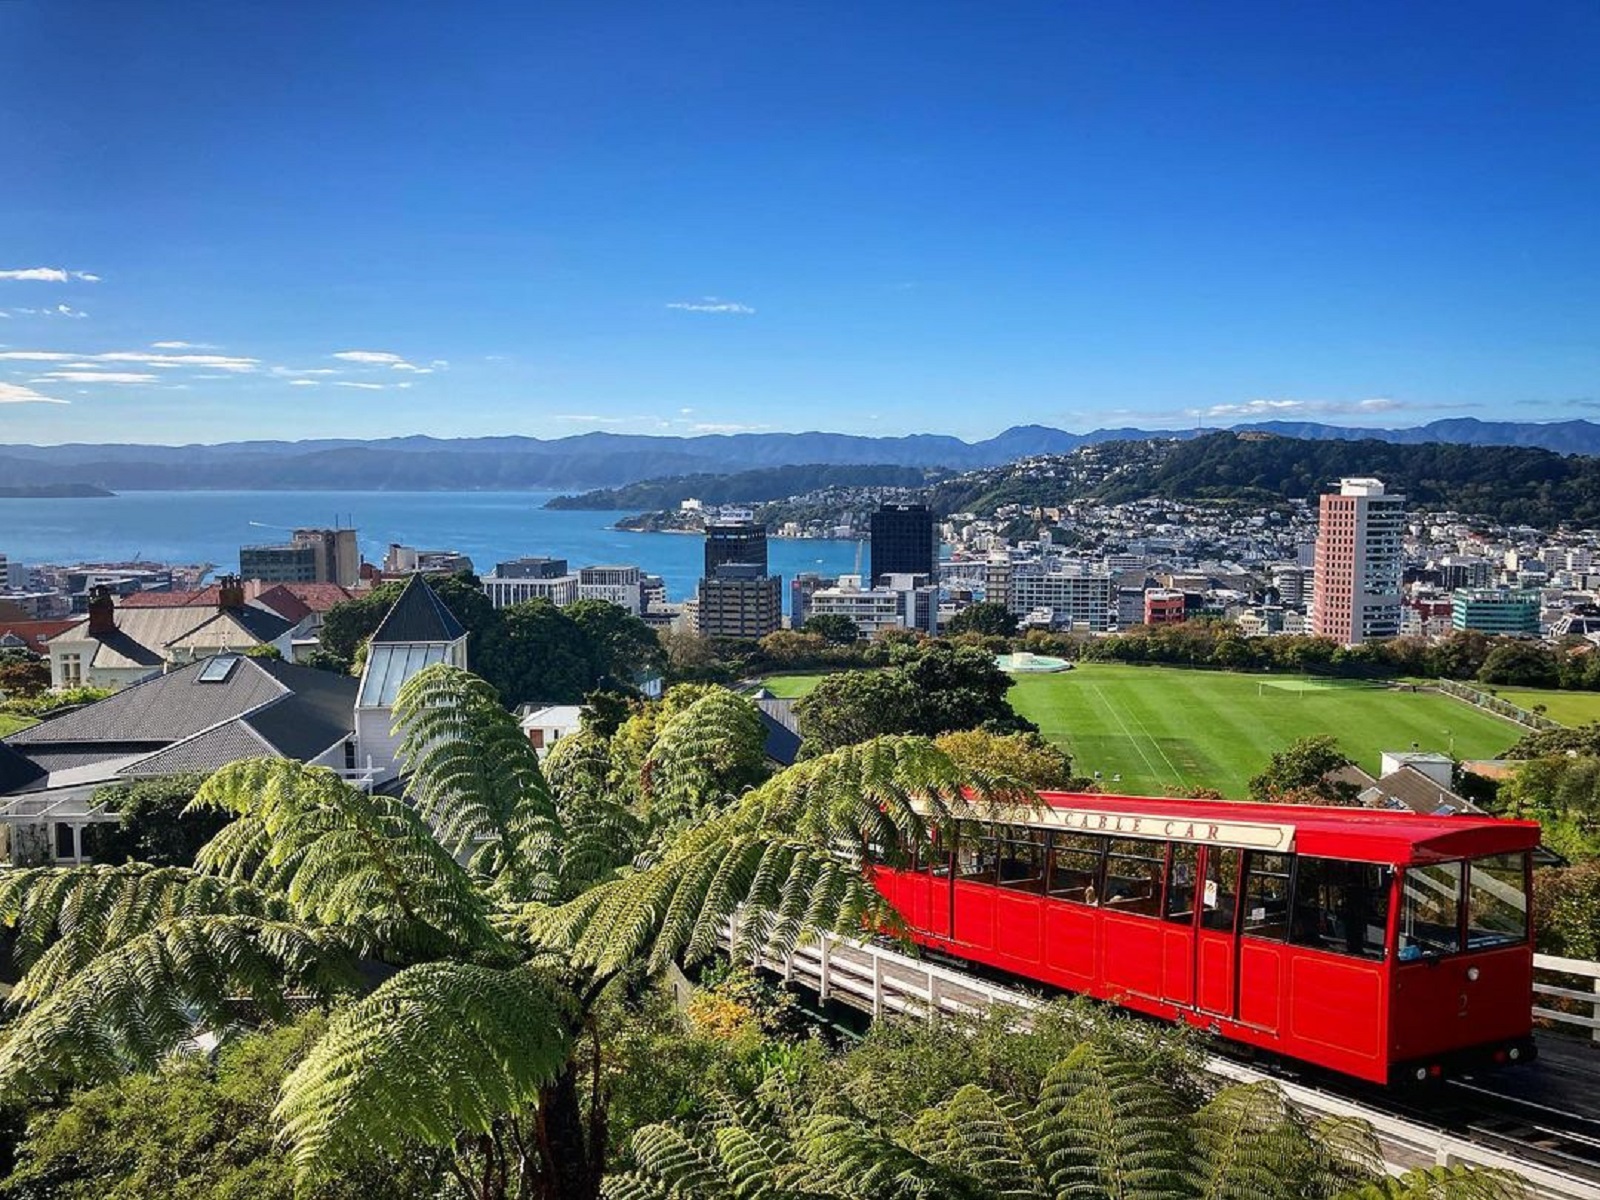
217 574 246 612
87 585 116 636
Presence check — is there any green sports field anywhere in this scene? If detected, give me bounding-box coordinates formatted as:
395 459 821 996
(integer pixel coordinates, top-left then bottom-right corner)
1488 688 1600 728
761 674 826 698
1006 664 1521 798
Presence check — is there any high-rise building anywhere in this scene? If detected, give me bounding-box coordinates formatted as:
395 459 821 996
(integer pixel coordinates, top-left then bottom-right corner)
1451 588 1540 637
704 519 768 576
293 528 360 587
695 564 782 639
869 503 936 583
1311 478 1405 645
789 572 837 628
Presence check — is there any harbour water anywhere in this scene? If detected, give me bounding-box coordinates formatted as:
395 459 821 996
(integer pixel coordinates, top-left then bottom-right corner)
0 490 865 609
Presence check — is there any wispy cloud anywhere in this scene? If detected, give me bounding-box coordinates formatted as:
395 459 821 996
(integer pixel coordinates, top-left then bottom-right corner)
0 268 99 283
288 379 321 388
0 381 68 404
1 304 88 319
272 366 341 378
331 349 439 373
690 421 771 433
1204 396 1403 419
38 371 157 384
666 297 755 314
334 381 388 391
150 340 216 350
0 349 259 372
553 413 639 425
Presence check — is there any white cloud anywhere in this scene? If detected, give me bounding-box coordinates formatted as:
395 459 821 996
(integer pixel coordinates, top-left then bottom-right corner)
0 268 100 283
553 413 637 425
289 379 321 387
151 340 216 350
334 381 388 390
666 297 755 314
0 381 68 404
1204 396 1408 420
679 407 695 415
690 421 771 433
39 371 158 384
0 268 68 282
272 366 341 378
0 349 259 372
332 349 438 373
0 305 88 319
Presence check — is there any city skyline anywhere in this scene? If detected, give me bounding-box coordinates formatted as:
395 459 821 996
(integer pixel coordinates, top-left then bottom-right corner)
2 2 1597 445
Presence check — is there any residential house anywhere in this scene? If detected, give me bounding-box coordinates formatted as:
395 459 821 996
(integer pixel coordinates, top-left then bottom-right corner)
0 655 359 864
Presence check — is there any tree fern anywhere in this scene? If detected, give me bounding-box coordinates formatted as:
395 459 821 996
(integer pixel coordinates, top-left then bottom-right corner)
0 863 285 1007
274 961 575 1181
1032 1040 1185 1200
393 663 565 901
905 1083 1048 1198
1337 1165 1526 1199
0 916 358 1102
640 690 769 836
190 757 497 958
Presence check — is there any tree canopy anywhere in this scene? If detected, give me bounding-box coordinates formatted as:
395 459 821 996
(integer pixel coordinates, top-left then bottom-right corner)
1246 736 1360 806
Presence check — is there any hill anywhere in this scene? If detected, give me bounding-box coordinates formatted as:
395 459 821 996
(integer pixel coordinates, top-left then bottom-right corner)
545 463 947 510
4 416 1600 492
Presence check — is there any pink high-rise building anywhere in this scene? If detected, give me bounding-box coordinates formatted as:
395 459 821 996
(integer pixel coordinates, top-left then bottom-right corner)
1312 478 1405 645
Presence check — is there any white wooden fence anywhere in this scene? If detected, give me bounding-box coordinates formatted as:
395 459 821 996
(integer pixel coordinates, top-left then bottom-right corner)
1535 953 1600 1042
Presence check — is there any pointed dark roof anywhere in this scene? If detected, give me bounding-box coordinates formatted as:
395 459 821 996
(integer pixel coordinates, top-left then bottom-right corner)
369 576 466 645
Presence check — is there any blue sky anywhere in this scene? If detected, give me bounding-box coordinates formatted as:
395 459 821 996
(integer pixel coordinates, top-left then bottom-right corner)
1 1 1596 445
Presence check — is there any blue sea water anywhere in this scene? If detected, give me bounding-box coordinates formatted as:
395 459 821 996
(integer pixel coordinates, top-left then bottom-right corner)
0 490 865 610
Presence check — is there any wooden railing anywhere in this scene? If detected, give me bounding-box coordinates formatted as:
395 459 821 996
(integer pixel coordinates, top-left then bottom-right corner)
1437 678 1562 730
1535 953 1600 1043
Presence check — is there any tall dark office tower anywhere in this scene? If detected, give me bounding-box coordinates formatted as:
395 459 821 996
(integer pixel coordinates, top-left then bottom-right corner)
704 520 768 575
870 503 936 583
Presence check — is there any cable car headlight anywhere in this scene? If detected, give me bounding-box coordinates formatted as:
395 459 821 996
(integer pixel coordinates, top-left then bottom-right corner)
1466 967 1480 982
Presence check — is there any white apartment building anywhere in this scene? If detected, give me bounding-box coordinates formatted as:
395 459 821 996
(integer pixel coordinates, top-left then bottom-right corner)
1006 566 1115 632
482 573 581 608
807 575 905 638
577 565 643 614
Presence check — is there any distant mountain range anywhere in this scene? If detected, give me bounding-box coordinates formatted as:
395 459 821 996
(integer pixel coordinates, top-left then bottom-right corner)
3 418 1598 492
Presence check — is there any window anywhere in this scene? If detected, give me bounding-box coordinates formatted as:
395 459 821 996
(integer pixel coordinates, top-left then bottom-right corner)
1165 842 1199 923
955 821 996 884
343 740 357 771
1241 852 1292 940
1400 862 1463 959
60 652 82 687
926 826 954 878
1102 838 1165 917
54 822 76 861
1048 831 1105 904
997 825 1047 892
1466 853 1528 950
1202 847 1240 932
1290 858 1391 960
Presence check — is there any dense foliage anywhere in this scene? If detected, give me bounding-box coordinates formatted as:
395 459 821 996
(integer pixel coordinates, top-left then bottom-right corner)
1247 736 1360 806
546 463 944 511
943 599 1019 637
80 773 225 868
794 644 1034 756
318 573 665 707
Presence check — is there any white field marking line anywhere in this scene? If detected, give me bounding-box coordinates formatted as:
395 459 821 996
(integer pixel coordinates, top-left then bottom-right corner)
1086 682 1177 788
1119 692 1192 788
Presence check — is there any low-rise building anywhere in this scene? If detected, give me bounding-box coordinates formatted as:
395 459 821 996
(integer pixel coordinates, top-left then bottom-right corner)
577 565 643 614
1452 588 1540 637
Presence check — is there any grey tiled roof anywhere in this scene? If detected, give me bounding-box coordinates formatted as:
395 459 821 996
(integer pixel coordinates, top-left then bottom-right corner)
245 659 357 760
370 576 466 645
8 659 286 746
755 697 801 766
121 720 277 776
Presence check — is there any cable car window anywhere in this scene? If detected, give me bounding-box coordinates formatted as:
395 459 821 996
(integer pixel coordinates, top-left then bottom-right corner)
1241 852 1292 940
1047 832 1105 904
1400 862 1463 959
1102 838 1164 917
1466 852 1528 950
1165 842 1199 923
1289 858 1390 960
956 821 997 884
998 825 1047 892
1202 847 1240 932
926 825 953 878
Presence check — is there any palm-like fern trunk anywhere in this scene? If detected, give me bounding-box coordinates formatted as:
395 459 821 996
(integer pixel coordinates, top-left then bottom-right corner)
535 1062 604 1200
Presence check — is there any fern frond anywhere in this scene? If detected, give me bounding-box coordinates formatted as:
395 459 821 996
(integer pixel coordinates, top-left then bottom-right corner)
905 1083 1048 1198
0 915 357 1102
0 863 285 1007
1032 1040 1185 1200
392 663 564 902
274 961 575 1180
641 690 769 835
190 757 497 958
1187 1080 1357 1200
1336 1165 1527 1199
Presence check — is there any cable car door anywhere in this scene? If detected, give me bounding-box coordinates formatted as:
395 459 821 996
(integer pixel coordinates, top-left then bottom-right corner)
1195 846 1240 1020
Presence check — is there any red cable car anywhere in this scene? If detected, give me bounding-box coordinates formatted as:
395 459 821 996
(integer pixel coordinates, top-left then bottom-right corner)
872 792 1540 1085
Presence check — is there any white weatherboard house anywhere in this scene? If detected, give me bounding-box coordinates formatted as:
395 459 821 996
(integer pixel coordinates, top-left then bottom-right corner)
354 575 469 785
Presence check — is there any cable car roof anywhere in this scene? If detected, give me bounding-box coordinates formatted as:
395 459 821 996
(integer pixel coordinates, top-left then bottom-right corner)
945 791 1540 865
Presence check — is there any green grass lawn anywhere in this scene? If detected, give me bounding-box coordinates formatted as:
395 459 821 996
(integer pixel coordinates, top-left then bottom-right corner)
1007 664 1522 799
1489 687 1600 728
761 673 827 698
0 712 38 738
